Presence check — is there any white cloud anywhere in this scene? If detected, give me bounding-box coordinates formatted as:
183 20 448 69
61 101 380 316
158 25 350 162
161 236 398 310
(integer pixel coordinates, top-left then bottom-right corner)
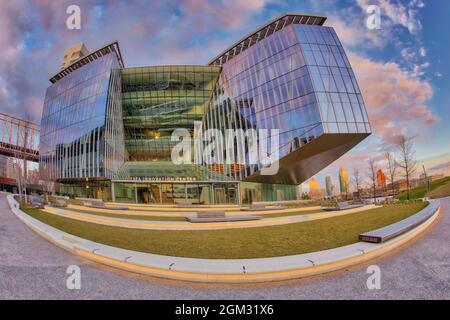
355 0 424 34
419 47 426 57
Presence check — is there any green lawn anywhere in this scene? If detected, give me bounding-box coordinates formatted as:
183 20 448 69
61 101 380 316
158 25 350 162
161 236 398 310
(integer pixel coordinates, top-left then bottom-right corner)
397 177 450 200
428 182 450 199
65 208 186 221
65 207 323 221
20 202 427 259
258 209 324 218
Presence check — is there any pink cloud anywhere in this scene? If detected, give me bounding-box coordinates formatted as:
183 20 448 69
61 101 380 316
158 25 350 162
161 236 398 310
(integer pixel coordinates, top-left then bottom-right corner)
181 0 268 30
348 52 436 144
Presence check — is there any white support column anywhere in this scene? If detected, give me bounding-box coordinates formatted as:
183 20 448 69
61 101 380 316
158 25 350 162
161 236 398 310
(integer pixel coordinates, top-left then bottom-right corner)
111 182 116 203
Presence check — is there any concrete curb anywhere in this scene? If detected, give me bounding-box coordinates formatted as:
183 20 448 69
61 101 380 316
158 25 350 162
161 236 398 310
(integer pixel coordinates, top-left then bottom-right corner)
7 195 440 283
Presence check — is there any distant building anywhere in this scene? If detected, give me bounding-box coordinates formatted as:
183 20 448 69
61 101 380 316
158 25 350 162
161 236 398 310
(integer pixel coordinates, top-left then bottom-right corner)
0 155 16 191
0 155 14 179
309 177 320 198
325 176 335 197
296 184 303 199
376 169 387 191
339 166 349 194
60 43 89 70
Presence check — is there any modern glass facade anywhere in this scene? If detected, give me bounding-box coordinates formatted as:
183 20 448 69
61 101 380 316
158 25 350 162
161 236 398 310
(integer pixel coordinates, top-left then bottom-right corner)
114 66 240 204
204 22 370 185
39 43 125 199
295 25 371 135
121 65 220 161
40 14 371 204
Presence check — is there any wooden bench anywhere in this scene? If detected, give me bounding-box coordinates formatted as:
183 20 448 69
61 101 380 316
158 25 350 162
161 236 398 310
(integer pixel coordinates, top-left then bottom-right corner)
174 202 203 208
359 201 439 243
84 200 128 211
241 203 287 211
51 199 67 208
323 201 365 211
186 210 262 223
30 197 45 209
197 210 226 219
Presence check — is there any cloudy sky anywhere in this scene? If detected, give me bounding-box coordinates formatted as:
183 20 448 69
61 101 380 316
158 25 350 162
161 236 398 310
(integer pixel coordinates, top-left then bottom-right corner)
0 0 449 187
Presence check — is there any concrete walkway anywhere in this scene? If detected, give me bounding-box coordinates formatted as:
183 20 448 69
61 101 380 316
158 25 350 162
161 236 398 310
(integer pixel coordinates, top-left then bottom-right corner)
1 193 449 299
6 195 439 283
42 204 378 230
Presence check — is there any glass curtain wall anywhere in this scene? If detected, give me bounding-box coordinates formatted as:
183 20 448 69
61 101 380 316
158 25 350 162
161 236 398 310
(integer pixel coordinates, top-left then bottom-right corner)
39 52 124 183
204 25 323 181
203 24 371 186
293 24 371 135
121 65 220 162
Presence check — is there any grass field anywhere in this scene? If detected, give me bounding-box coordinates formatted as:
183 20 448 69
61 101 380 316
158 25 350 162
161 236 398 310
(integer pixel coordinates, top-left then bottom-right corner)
63 208 186 221
257 209 324 218
19 201 427 259
397 177 450 200
65 207 324 221
428 182 450 199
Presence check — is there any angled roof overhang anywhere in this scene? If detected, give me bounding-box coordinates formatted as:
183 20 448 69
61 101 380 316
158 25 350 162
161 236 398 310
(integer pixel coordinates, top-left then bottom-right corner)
244 133 370 185
49 41 124 84
208 13 327 66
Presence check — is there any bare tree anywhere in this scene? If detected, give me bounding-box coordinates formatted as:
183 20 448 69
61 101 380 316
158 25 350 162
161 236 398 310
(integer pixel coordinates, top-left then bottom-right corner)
367 159 377 204
395 135 417 201
385 151 398 197
38 165 55 204
11 113 37 203
353 168 363 200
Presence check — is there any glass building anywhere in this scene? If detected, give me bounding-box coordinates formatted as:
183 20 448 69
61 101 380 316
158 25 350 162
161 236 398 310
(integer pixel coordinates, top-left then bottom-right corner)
40 13 371 204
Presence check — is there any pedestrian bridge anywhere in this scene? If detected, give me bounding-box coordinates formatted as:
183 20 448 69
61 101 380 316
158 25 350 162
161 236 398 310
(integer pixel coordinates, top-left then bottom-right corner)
0 112 39 162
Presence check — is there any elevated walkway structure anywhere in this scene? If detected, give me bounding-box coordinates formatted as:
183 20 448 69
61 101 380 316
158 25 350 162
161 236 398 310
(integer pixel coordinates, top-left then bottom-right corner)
0 112 39 162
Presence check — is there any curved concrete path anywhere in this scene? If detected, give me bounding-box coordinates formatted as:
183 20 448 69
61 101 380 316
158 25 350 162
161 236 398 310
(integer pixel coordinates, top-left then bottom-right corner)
1 193 449 299
42 205 377 230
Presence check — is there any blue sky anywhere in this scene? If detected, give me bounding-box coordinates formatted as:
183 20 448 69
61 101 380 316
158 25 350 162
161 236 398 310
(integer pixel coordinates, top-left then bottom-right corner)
0 0 448 188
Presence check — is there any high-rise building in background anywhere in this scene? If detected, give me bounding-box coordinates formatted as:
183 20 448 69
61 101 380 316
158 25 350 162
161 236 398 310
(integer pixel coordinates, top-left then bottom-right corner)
0 155 16 191
39 13 370 204
339 166 349 194
296 184 303 198
309 177 319 198
60 43 89 70
325 175 335 197
377 169 387 191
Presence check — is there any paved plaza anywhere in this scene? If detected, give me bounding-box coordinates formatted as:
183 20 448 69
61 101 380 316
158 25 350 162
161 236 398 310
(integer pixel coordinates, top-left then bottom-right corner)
1 194 449 299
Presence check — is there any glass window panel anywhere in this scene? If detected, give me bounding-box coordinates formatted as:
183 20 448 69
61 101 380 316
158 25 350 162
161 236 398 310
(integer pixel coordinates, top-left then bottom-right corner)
338 122 348 133
357 123 366 133
352 103 364 122
333 102 346 122
327 122 338 133
342 102 355 122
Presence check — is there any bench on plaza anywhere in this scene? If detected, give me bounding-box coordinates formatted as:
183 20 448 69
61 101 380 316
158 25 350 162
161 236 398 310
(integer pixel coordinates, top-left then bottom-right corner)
51 199 67 208
322 201 365 212
186 210 262 223
30 197 45 209
174 201 203 208
359 201 440 243
241 203 287 212
84 200 128 211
